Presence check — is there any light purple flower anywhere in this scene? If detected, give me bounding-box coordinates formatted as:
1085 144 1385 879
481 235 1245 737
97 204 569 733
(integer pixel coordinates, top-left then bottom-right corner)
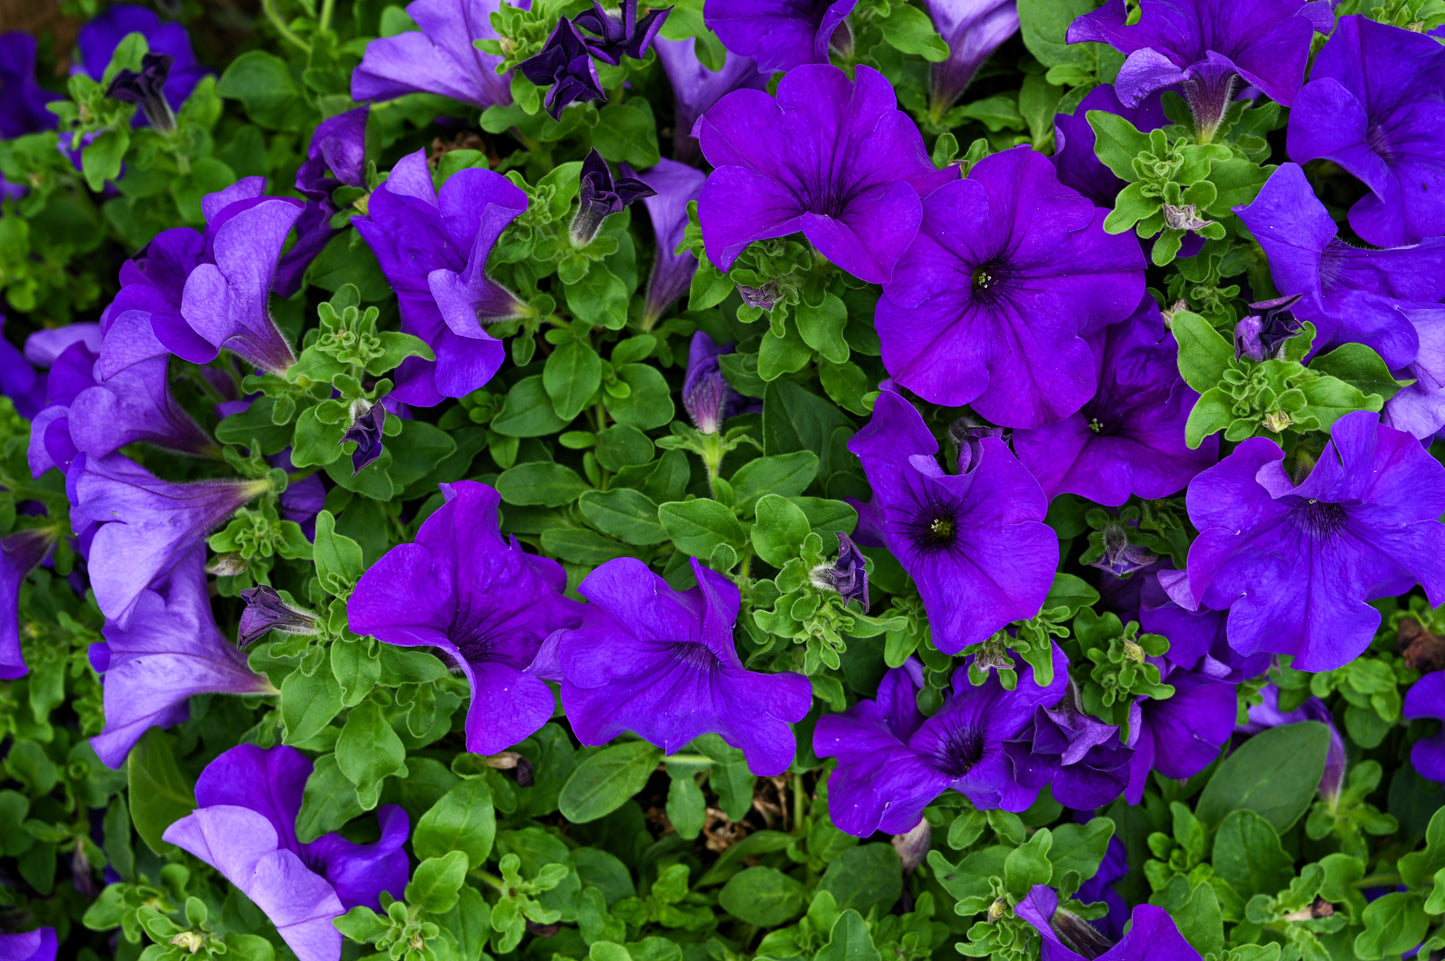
164 744 409 961
1186 411 1445 672
682 331 753 433
653 37 766 162
925 0 1019 116
0 529 57 680
876 145 1144 427
696 64 955 284
352 0 521 111
704 0 857 73
551 556 812 775
0 928 58 961
625 159 706 326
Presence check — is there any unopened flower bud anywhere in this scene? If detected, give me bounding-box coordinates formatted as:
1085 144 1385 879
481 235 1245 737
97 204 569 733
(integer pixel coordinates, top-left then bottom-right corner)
238 586 320 646
809 532 869 611
106 53 176 133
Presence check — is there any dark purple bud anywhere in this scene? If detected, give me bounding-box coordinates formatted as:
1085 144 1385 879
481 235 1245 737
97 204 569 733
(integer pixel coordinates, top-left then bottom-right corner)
340 401 386 475
573 0 672 63
682 331 746 433
238 586 320 646
1234 293 1304 362
947 416 1007 475
737 282 779 311
891 816 930 873
811 532 869 611
1089 523 1157 578
520 19 607 119
105 53 176 133
571 149 655 246
1050 904 1118 959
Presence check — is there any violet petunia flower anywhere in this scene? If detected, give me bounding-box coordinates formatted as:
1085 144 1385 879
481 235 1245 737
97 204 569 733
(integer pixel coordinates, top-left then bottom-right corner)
341 401 387 475
1052 85 1168 210
1233 294 1304 362
296 108 369 202
98 228 206 379
1234 163 1445 370
696 64 955 284
0 929 58 961
239 586 319 647
90 552 275 767
68 454 270 626
1403 671 1445 785
816 648 1068 836
1013 297 1217 504
1286 16 1445 248
1016 886 1202 961
1186 411 1445 672
876 145 1144 428
1386 304 1445 441
810 532 869 611
348 482 582 756
653 37 766 163
1075 837 1129 940
164 744 409 961
573 0 672 62
0 529 57 680
573 149 655 246
0 315 44 419
354 150 529 407
74 4 208 111
1243 684 1345 799
681 331 753 433
1066 0 1332 139
0 33 59 138
1088 523 1159 578
1005 683 1132 810
520 19 607 118
106 53 177 133
623 159 706 325
1121 661 1236 803
551 556 813 775
848 384 1058 654
704 0 857 73
352 0 521 111
924 0 1019 117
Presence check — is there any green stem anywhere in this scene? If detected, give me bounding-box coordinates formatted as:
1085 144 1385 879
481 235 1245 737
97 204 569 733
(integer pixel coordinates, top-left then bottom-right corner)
701 433 725 499
663 753 713 765
261 0 311 53
1352 872 1401 889
792 772 805 831
318 0 337 33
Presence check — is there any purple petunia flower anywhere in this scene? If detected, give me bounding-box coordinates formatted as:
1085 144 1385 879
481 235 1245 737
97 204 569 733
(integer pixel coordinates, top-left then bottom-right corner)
1122 660 1236 803
696 64 955 284
520 18 607 118
681 331 754 433
341 401 387 475
89 551 275 767
1286 16 1445 248
550 556 812 775
1186 411 1445 672
1387 304 1445 441
573 0 672 63
352 0 522 111
924 0 1019 116
623 159 706 325
1005 682 1132 810
653 37 766 163
0 929 58 961
354 150 529 407
0 33 60 139
239 585 319 647
1243 683 1346 798
1016 885 1202 961
704 0 857 73
1052 85 1168 209
850 384 1058 653
106 53 177 133
0 315 44 419
811 531 869 611
1234 162 1445 371
74 4 209 112
348 482 581 756
1234 294 1304 363
1066 0 1332 139
164 744 409 961
876 145 1144 428
296 108 369 203
816 648 1068 836
1013 297 1217 505
0 529 57 680
1403 671 1445 784
67 454 269 626
573 149 655 246
1075 837 1130 940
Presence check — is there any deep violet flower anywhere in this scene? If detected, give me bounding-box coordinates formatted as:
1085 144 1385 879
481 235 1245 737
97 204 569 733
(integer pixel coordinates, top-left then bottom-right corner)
341 401 387 475
296 108 369 203
573 150 655 246
1286 15 1445 248
573 0 672 63
681 331 753 433
348 482 582 756
0 315 44 419
924 0 1019 117
67 454 269 626
1004 683 1132 809
74 4 209 111
1016 885 1202 961
96 227 206 380
1403 671 1445 784
876 145 1144 428
106 53 176 133
520 19 607 118
0 529 57 680
704 0 857 73
164 744 409 961
1121 661 1236 803
653 37 766 162
352 0 521 111
1186 411 1445 672
816 648 1068 836
622 159 705 324
353 150 529 407
696 64 955 284
1053 85 1168 209
1013 297 1217 504
0 929 58 961
1234 163 1445 370
1075 837 1130 941
1387 304 1445 441
810 532 869 611
1234 294 1304 362
848 384 1057 654
1243 684 1346 798
0 33 59 138
551 556 812 775
90 551 275 767
1066 0 1332 139
239 586 319 647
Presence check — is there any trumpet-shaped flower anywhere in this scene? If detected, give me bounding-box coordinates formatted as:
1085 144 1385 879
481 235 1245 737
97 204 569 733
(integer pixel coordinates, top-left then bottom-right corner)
352 0 520 111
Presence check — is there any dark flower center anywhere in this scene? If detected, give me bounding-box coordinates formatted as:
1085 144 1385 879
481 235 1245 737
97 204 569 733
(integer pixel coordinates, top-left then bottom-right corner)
1293 498 1348 538
450 594 507 664
929 721 986 778
968 257 1013 307
668 640 723 673
898 499 961 557
1366 123 1398 162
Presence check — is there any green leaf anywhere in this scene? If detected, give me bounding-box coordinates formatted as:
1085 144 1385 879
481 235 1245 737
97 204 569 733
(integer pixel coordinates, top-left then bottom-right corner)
1355 891 1429 960
795 294 850 363
816 909 882 961
1018 0 1098 67
1087 111 1153 180
559 741 662 823
730 452 820 514
296 754 364 842
1297 373 1381 429
763 380 852 480
406 851 470 915
820 845 902 915
880 3 949 60
544 338 604 420
718 867 807 926
495 462 589 507
1172 310 1236 392
314 510 365 596
1196 722 1331 833
334 701 408 809
1185 387 1233 449
493 375 573 436
216 51 310 130
658 499 746 556
751 494 812 568
592 101 661 167
414 777 496 868
1309 343 1405 402
1048 818 1115 895
608 363 676 429
666 776 706 840
81 128 129 193
281 668 343 745
1211 810 1293 899
128 729 195 854
579 489 668 545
